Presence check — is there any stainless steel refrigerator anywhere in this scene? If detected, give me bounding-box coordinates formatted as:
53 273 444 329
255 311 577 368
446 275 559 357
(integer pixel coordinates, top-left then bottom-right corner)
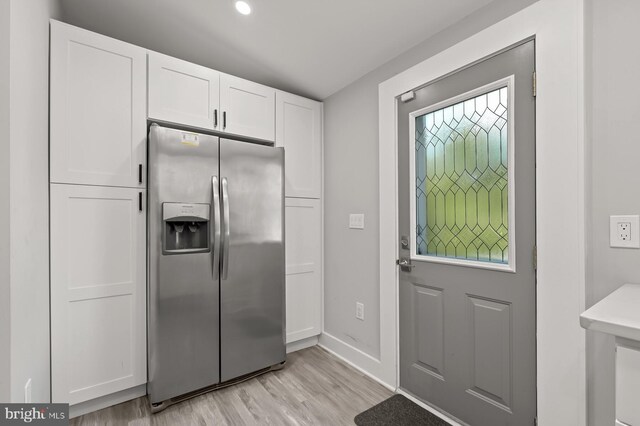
147 124 285 410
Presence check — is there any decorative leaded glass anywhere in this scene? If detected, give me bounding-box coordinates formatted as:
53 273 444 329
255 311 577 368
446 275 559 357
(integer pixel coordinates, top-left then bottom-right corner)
415 87 509 264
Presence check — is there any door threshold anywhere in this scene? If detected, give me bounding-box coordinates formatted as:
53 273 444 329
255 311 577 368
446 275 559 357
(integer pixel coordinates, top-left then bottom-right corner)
396 388 467 426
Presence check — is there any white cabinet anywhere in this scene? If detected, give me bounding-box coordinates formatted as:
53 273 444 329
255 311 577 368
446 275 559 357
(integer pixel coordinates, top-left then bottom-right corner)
616 339 640 426
581 284 640 426
148 52 220 131
50 184 146 405
279 92 323 346
50 21 148 409
50 20 147 188
220 74 275 141
147 57 275 142
285 198 322 343
276 92 322 198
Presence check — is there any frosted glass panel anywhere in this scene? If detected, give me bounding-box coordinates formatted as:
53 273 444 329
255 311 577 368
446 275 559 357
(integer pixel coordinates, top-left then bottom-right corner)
415 87 509 264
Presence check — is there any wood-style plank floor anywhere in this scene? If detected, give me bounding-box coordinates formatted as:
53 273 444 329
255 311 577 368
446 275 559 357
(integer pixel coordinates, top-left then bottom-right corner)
70 346 393 425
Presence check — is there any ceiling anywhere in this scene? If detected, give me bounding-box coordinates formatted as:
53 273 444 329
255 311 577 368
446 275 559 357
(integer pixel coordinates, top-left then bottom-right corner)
59 0 498 100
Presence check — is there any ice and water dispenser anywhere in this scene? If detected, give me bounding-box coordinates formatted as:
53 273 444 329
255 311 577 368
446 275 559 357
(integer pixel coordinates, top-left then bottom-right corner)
162 203 210 254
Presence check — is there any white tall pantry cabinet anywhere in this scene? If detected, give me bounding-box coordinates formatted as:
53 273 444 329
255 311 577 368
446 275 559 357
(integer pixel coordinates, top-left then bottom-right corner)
50 21 147 407
49 19 323 413
276 92 324 344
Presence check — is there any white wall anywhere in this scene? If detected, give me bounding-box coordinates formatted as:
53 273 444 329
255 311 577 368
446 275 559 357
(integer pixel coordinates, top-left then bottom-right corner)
0 0 11 403
8 0 62 403
322 0 538 358
585 1 640 424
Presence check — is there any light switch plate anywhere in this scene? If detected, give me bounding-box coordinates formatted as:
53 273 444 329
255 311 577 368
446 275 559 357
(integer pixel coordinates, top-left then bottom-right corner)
610 215 640 248
349 214 365 229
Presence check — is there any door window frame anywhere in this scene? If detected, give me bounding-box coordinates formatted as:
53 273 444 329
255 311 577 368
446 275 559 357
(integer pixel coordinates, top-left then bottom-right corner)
408 76 516 272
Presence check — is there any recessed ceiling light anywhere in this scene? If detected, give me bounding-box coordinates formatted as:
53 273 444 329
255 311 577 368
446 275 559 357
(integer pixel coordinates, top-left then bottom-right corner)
235 1 251 15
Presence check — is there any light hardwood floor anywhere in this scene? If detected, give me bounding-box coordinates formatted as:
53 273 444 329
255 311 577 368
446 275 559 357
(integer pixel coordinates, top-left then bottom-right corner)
70 346 393 425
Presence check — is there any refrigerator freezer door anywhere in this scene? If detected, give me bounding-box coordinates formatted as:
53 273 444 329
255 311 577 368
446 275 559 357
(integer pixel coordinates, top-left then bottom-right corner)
148 125 221 403
219 139 285 382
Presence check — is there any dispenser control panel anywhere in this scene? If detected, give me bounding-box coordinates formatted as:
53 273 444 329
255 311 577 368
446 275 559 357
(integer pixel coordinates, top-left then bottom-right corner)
162 203 211 255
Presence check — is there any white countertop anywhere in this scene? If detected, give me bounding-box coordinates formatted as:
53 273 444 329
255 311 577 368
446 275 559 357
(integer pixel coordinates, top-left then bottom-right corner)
580 284 640 341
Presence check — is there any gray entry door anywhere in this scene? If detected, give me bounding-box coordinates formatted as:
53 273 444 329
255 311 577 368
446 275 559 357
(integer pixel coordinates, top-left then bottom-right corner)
398 41 536 425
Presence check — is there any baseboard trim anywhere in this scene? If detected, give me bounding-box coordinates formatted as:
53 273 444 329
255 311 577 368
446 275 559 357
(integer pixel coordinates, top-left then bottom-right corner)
397 389 465 426
286 335 319 353
318 332 394 391
69 384 146 418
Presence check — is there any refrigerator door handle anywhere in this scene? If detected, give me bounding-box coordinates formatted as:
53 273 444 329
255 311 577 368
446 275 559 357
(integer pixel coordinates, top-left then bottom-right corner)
221 177 230 280
212 176 221 280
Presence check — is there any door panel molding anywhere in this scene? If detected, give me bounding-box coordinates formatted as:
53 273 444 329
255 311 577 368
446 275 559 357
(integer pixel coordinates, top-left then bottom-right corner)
413 284 445 379
466 295 513 412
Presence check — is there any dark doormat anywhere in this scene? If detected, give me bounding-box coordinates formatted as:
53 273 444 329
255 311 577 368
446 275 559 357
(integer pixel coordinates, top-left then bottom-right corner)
354 394 452 426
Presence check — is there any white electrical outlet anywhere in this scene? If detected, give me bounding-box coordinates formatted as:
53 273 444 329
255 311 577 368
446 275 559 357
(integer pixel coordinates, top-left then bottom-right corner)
618 222 631 241
349 214 365 230
356 302 365 320
610 215 640 248
24 378 31 403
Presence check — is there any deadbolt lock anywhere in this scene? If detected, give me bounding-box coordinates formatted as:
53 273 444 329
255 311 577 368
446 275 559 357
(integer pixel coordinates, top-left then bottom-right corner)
400 236 409 250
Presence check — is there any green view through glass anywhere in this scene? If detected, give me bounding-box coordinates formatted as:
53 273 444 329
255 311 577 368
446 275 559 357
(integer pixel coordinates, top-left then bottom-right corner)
415 87 509 263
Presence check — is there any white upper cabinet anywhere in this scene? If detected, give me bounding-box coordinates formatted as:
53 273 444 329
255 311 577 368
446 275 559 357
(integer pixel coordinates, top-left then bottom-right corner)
220 74 276 142
50 20 147 188
276 92 322 198
148 52 220 131
147 58 275 142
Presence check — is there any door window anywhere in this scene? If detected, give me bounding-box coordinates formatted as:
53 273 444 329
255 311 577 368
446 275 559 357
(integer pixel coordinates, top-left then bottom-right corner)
410 77 515 270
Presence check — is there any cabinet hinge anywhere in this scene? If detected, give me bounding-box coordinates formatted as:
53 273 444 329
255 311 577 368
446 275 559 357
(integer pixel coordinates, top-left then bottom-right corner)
533 246 537 271
532 71 537 97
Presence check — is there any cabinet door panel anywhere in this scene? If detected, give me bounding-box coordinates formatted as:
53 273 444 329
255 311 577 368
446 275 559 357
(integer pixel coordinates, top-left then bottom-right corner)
285 198 322 343
220 74 275 141
276 92 322 198
50 21 146 188
51 184 146 405
148 52 220 130
617 340 640 426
